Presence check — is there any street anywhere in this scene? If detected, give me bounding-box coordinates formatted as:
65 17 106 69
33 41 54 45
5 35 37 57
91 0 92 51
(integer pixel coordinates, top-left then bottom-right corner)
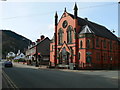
2 62 119 88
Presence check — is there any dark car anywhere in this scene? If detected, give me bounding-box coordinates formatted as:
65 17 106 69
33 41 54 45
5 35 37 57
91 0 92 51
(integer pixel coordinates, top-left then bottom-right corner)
4 61 13 67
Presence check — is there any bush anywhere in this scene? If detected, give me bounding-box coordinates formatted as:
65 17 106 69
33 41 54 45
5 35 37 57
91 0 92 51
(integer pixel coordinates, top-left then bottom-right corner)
18 59 26 62
14 59 26 62
14 60 18 62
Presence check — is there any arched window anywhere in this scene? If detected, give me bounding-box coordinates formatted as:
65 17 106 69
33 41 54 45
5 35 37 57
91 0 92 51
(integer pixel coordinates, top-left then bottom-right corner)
58 28 63 45
78 52 81 60
80 40 83 48
86 39 90 48
67 25 73 43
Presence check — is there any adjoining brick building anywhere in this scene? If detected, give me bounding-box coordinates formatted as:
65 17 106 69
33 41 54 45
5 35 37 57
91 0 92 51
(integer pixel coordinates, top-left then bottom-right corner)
50 3 120 69
26 35 51 66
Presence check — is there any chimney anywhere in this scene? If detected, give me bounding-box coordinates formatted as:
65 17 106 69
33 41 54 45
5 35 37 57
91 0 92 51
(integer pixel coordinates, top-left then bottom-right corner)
37 39 40 42
84 18 88 20
40 35 45 41
32 42 35 45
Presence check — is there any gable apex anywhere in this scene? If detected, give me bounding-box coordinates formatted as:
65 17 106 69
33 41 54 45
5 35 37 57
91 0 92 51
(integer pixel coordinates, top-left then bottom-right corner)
80 25 94 34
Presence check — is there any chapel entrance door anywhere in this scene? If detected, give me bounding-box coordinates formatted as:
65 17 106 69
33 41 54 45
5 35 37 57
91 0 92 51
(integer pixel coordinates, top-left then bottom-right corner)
60 47 70 65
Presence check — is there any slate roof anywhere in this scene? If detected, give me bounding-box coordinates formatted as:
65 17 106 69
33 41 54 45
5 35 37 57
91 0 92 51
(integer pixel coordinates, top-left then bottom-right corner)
67 13 118 41
117 37 120 43
37 37 51 56
27 37 51 56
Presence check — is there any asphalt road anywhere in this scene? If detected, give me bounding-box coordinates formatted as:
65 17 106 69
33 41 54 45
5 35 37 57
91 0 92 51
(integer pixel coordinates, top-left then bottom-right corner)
2 62 119 88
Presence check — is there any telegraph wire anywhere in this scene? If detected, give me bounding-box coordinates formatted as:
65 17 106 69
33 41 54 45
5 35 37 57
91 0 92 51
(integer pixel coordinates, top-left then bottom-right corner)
1 2 117 20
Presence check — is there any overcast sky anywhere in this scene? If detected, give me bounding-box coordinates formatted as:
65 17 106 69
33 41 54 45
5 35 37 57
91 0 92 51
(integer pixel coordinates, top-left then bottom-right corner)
0 1 119 41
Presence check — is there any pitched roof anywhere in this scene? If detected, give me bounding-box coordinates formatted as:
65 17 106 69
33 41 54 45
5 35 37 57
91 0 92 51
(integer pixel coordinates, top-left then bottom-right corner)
37 37 51 56
67 13 118 41
117 37 120 42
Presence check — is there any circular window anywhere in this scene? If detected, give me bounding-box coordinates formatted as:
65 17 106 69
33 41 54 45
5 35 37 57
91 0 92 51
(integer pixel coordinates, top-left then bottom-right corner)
62 20 68 28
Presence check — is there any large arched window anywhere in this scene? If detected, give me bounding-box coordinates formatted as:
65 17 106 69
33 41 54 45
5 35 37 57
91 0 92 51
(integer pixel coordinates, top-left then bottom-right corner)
67 25 73 43
86 39 90 48
80 40 83 48
58 28 63 45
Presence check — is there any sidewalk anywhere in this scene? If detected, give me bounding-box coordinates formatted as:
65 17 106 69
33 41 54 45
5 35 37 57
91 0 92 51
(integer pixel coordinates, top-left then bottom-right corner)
12 62 116 73
13 62 78 72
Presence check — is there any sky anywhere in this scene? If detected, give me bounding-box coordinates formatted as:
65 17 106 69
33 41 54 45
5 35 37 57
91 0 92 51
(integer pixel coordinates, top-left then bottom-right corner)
0 1 119 42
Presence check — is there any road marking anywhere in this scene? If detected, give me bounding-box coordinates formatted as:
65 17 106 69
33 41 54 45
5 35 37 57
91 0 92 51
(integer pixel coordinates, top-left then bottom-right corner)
2 70 19 89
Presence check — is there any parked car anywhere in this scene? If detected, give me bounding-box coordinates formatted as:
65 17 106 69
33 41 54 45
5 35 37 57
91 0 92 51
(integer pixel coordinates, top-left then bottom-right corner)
4 61 13 67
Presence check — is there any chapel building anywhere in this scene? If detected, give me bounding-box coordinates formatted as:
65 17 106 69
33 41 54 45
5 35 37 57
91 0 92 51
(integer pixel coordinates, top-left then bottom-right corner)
50 3 120 69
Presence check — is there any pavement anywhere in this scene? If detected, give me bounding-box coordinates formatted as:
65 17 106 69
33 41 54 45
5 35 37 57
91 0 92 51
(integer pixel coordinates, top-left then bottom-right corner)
13 62 119 72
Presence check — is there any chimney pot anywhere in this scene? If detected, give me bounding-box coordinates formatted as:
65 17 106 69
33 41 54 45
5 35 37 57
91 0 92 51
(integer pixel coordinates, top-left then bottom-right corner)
40 35 45 40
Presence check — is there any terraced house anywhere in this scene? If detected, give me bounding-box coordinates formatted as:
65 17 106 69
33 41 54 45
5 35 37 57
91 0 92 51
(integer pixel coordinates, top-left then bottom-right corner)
26 35 51 66
50 3 120 69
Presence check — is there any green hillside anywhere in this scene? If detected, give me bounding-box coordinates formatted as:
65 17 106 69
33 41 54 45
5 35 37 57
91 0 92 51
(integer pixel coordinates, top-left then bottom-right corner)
1 30 32 58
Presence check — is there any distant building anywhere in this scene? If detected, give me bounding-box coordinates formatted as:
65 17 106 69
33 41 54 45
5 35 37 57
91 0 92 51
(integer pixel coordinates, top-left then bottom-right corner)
6 52 15 59
26 35 51 66
50 3 120 69
14 50 25 60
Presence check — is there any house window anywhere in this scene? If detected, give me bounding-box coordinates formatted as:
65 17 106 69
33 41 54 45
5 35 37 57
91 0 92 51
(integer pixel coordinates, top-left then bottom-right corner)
104 53 107 61
67 25 73 43
110 41 112 50
80 40 83 48
104 39 106 48
96 38 99 47
86 39 90 48
58 28 63 45
96 52 100 61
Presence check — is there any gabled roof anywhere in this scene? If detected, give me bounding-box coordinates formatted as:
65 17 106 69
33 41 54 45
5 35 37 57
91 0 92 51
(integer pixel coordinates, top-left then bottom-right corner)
37 37 51 56
67 13 118 41
80 25 94 34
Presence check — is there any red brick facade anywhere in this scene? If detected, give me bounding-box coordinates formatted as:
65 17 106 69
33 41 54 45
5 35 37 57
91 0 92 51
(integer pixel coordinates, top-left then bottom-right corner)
50 4 120 69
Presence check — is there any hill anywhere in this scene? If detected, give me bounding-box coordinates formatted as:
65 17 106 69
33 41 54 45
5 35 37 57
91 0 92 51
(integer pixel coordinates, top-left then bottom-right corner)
1 30 32 58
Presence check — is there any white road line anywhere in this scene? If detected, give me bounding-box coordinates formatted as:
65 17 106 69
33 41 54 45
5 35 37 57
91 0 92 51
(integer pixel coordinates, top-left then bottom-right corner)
2 70 18 89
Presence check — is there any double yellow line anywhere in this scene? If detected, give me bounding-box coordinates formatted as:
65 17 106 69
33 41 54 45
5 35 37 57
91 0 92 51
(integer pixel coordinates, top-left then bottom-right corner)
2 70 19 89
